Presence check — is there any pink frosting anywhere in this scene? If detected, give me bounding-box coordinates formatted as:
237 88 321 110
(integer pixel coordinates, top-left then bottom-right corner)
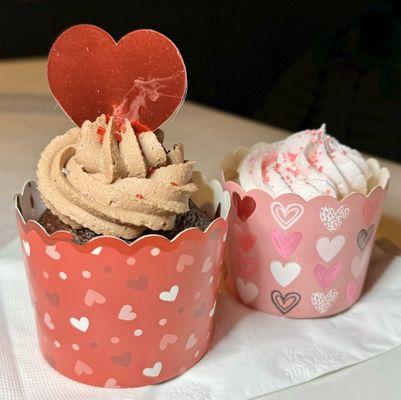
238 125 371 200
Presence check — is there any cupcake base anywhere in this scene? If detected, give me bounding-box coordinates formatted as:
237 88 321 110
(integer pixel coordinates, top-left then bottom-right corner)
38 200 212 244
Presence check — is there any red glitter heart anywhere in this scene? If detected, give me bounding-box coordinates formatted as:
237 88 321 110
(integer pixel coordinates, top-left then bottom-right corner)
48 25 187 129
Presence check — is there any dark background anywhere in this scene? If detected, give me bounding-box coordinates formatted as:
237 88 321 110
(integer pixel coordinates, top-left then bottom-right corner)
1 0 401 162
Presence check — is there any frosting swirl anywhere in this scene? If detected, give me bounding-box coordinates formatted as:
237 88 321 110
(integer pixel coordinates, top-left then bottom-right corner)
37 115 197 238
238 125 372 200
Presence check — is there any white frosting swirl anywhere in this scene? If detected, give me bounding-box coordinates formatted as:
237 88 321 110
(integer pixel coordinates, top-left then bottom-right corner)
238 125 372 200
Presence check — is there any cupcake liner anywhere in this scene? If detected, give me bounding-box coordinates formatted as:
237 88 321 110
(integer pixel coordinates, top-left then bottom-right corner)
222 148 389 318
15 172 230 388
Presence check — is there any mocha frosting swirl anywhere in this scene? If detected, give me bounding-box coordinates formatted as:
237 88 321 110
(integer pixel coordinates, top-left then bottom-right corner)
37 115 197 238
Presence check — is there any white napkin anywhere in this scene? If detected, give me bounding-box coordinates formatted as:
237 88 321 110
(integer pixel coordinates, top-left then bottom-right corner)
1 240 401 400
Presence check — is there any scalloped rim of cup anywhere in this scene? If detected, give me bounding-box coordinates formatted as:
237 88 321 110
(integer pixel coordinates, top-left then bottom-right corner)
221 146 390 202
15 171 230 252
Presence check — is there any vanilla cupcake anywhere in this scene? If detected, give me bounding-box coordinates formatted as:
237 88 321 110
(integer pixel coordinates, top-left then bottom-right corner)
222 125 389 318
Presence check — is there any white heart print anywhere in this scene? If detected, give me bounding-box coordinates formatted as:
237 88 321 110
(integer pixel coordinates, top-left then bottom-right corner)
311 289 338 313
46 245 61 260
270 261 301 287
118 305 137 321
91 246 102 256
143 362 162 377
315 235 345 262
236 278 259 304
320 205 350 232
70 316 89 332
185 333 198 350
159 285 179 302
270 201 304 230
44 312 55 330
201 256 213 273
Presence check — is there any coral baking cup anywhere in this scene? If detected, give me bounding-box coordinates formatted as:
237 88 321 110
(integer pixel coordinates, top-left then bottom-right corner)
222 147 389 318
15 173 230 388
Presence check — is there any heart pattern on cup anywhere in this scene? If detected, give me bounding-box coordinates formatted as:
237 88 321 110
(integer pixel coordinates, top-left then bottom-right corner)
363 196 380 224
104 378 121 388
236 278 259 304
271 228 302 259
346 279 364 304
234 224 257 253
111 352 132 367
118 305 137 321
70 316 89 332
209 301 216 318
351 255 366 278
84 289 106 307
91 246 102 256
185 333 198 350
270 201 304 230
74 360 93 376
176 254 195 272
314 263 342 288
270 260 301 287
235 252 259 280
232 192 256 222
192 302 206 318
315 235 345 262
201 256 213 273
44 312 55 330
357 225 374 251
159 334 178 350
45 291 60 308
270 290 301 314
46 245 61 260
159 285 179 302
311 289 338 313
223 179 387 319
143 362 162 378
320 205 350 232
126 274 149 291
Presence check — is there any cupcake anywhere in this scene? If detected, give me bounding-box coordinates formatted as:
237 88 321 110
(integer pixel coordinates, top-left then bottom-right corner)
15 25 230 388
222 125 389 318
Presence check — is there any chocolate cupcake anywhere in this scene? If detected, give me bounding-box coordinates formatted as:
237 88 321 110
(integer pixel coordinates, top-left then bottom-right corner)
15 24 230 388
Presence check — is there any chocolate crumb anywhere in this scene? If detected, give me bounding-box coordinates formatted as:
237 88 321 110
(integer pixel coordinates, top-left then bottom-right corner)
37 199 213 245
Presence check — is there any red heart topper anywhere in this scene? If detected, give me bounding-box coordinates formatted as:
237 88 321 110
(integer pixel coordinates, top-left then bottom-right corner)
48 25 187 129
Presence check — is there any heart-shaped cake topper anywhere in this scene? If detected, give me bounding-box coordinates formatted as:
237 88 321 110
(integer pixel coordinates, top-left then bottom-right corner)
48 24 187 129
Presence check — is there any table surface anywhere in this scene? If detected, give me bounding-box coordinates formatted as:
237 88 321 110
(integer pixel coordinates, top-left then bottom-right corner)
1 58 401 399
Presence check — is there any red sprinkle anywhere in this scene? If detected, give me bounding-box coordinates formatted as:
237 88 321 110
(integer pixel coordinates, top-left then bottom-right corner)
97 126 106 135
135 194 144 200
114 132 122 142
170 182 178 187
105 114 111 123
97 126 105 143
131 119 151 134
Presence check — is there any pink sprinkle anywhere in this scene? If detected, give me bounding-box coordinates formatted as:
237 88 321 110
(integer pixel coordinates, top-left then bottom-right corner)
287 152 297 162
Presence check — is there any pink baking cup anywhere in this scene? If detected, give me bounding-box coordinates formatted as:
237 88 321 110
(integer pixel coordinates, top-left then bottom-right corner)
222 149 389 318
14 173 230 388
